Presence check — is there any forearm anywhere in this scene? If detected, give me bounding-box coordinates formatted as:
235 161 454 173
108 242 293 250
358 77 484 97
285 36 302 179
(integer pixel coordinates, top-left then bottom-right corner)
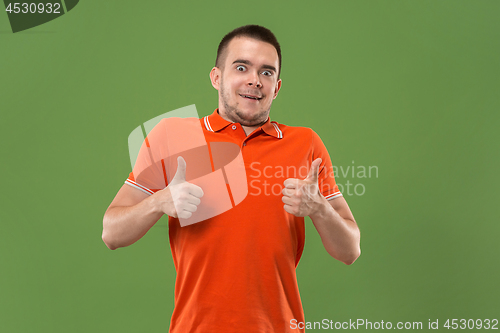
310 197 360 264
102 194 165 250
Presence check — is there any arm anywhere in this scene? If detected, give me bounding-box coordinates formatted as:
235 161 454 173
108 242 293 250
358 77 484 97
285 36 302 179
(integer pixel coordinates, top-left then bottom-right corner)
102 184 169 250
102 156 203 250
282 158 360 265
309 196 360 265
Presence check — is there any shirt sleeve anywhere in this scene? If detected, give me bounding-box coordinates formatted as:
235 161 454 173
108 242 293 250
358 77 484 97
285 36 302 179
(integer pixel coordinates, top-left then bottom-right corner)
310 129 342 200
125 120 169 195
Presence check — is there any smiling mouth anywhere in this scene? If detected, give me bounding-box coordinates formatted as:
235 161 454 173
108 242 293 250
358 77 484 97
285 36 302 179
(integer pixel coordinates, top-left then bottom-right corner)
239 94 262 101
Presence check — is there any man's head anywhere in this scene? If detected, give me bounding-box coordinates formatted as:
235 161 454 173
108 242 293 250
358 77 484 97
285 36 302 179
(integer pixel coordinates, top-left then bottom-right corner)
210 25 282 128
215 25 282 79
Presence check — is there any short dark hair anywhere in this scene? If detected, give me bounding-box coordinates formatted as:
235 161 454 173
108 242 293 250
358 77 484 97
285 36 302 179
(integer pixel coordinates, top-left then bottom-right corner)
215 25 282 78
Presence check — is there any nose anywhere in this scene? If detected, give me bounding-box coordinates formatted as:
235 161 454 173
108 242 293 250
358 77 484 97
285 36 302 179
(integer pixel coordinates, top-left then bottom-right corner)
247 71 262 88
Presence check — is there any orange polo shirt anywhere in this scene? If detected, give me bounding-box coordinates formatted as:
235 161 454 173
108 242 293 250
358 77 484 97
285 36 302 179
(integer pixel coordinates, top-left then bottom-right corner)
126 109 342 332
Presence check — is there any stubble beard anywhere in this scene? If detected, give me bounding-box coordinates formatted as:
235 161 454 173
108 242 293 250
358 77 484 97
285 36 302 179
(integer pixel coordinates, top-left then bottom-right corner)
219 79 270 127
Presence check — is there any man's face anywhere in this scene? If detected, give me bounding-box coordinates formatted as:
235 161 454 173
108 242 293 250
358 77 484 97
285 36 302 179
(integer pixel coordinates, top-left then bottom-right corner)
210 37 282 127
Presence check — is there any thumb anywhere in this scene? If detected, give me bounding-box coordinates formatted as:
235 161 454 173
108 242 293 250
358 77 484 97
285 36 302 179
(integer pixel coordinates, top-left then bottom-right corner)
171 156 187 183
305 158 322 183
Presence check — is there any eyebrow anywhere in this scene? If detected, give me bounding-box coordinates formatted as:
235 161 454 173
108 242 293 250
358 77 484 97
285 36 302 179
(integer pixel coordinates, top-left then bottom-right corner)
232 59 276 73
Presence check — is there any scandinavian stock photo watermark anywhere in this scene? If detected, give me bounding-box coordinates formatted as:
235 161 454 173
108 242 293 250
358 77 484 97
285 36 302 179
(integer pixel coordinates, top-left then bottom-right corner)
247 161 378 197
290 318 499 330
3 1 79 33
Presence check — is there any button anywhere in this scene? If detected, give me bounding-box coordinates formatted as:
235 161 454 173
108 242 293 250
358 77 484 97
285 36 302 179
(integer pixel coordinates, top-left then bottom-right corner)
232 125 237 130
243 142 247 146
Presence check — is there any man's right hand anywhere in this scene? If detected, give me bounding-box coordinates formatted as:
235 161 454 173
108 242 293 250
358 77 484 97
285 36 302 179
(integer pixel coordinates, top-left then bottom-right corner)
158 156 204 219
102 156 204 249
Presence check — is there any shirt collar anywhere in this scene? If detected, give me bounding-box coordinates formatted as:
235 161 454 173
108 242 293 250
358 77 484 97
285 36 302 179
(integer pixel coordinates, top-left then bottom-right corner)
204 109 283 139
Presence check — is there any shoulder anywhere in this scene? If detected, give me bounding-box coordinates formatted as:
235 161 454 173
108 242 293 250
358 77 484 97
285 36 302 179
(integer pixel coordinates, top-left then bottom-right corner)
145 117 204 142
271 121 315 137
271 121 322 143
155 117 203 131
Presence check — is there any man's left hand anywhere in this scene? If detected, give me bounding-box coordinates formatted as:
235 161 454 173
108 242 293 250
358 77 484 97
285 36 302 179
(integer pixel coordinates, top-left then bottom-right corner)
282 158 323 217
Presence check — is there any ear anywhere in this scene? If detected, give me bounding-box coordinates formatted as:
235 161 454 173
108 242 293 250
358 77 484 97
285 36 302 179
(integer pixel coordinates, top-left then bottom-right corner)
210 67 221 90
273 79 282 99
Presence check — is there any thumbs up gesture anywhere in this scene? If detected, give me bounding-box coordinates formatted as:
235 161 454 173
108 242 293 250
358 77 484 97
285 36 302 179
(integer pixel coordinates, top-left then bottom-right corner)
162 156 204 219
282 158 322 217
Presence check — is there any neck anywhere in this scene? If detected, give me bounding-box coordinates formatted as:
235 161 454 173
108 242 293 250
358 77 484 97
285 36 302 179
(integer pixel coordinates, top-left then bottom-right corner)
217 108 265 136
241 125 258 136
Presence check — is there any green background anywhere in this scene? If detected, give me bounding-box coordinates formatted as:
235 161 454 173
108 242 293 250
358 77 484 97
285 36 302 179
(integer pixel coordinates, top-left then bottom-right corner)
1 1 499 332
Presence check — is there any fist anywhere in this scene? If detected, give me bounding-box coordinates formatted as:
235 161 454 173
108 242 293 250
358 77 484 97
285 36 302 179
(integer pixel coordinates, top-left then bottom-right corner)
167 156 204 219
282 158 322 217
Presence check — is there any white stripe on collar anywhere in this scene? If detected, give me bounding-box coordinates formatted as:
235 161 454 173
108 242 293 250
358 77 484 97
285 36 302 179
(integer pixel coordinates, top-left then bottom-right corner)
204 116 214 132
271 122 283 138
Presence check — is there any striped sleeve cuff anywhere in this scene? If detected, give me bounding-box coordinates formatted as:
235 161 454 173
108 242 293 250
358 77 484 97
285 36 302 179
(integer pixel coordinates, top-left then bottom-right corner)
324 191 343 200
125 179 154 195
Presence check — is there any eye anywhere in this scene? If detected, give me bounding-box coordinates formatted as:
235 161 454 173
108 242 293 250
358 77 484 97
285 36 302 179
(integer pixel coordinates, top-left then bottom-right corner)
261 70 273 76
236 65 246 71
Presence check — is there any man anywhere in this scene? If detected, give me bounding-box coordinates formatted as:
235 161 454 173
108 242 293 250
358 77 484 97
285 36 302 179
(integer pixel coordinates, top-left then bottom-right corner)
102 25 360 332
